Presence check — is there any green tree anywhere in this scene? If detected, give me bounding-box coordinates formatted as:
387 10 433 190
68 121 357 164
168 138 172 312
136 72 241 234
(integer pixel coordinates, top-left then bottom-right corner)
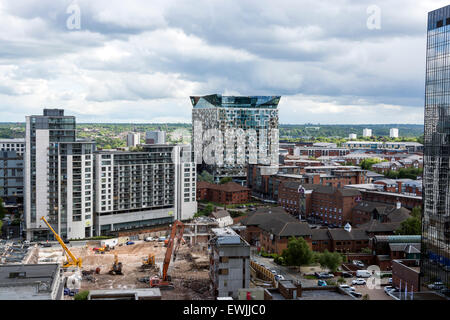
395 207 422 235
359 158 383 170
74 290 90 300
198 171 214 184
0 197 5 220
281 237 314 270
219 177 233 184
317 250 343 273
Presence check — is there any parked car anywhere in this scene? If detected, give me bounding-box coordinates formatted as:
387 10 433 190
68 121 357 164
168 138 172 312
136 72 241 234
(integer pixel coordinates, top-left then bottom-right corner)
388 278 393 284
428 282 444 290
352 260 365 268
341 272 353 278
339 284 355 291
315 272 334 279
275 275 285 281
317 280 327 287
350 291 362 298
384 286 394 294
158 236 166 242
356 270 372 278
270 269 277 275
352 278 366 285
126 241 135 245
145 237 155 242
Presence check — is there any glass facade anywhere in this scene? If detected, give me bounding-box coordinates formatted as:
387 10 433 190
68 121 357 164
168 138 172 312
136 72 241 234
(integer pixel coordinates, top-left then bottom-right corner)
191 94 280 180
421 5 450 291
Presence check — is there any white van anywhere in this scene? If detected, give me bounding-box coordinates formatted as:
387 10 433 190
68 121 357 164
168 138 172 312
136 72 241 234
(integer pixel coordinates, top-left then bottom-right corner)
356 270 372 278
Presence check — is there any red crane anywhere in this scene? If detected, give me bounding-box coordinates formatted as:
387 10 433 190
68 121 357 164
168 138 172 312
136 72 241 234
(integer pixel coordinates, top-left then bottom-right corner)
149 220 185 288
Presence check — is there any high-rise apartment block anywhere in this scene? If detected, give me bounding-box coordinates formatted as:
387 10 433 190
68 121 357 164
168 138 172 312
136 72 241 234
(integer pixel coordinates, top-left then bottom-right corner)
145 131 166 144
362 128 372 137
24 109 196 241
421 5 450 291
24 109 96 240
191 94 280 181
94 144 196 236
127 132 141 148
0 139 25 156
390 128 399 138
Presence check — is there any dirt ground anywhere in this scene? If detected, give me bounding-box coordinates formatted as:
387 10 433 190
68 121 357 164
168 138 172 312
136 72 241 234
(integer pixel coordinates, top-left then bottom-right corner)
69 240 214 300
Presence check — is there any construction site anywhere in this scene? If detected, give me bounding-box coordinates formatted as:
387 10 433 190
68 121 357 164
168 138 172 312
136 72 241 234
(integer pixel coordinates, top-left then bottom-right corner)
1 218 214 300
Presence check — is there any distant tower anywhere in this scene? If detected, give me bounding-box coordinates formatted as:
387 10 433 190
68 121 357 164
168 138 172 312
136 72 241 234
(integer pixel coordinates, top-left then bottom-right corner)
348 133 357 140
145 130 166 144
362 128 372 137
390 128 399 138
127 132 140 147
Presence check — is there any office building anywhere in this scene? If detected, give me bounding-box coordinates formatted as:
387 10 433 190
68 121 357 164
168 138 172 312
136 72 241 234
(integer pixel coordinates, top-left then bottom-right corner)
209 227 250 299
421 5 450 291
363 128 372 137
127 132 141 148
145 130 166 144
94 144 196 235
390 128 399 138
24 109 96 240
191 94 280 182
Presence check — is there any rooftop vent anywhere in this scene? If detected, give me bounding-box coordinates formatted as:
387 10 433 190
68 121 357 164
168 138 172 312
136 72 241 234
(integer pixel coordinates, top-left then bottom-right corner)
344 223 352 232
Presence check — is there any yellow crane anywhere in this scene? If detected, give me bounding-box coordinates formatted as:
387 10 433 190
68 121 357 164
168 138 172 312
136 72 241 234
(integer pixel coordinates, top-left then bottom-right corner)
40 216 82 268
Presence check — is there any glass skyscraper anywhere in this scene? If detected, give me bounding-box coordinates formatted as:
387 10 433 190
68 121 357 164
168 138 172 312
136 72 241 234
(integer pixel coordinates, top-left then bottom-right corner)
191 94 280 181
421 5 450 291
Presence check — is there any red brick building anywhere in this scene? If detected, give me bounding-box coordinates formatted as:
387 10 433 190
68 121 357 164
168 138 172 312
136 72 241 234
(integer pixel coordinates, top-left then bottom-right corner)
196 181 250 205
351 200 411 226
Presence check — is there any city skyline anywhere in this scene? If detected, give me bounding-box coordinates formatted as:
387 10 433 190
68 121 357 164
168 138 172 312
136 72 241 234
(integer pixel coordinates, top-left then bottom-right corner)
0 0 449 124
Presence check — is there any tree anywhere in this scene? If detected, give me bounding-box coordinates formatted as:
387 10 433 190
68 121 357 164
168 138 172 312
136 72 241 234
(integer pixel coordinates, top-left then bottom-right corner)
395 207 422 235
359 158 383 170
281 237 314 269
219 177 233 184
198 170 214 184
317 250 343 273
0 197 5 220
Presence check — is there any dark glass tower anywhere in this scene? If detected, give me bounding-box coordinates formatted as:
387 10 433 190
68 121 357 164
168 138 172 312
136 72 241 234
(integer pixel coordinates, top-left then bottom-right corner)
421 5 450 291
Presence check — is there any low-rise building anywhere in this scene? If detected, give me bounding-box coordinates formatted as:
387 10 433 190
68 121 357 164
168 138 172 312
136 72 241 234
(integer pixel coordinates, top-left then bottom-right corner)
0 264 63 300
209 227 250 299
196 181 250 205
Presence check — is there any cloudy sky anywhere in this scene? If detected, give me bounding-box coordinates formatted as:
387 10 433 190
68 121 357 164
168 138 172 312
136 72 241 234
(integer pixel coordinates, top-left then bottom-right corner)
0 0 447 124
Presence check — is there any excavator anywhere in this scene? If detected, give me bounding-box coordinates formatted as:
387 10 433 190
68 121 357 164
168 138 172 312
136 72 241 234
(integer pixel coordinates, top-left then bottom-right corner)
141 253 156 269
108 254 123 275
40 216 82 268
149 220 185 289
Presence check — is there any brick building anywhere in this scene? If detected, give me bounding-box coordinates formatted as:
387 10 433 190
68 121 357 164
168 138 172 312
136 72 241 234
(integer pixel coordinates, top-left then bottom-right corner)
351 200 411 226
259 219 312 254
196 181 250 205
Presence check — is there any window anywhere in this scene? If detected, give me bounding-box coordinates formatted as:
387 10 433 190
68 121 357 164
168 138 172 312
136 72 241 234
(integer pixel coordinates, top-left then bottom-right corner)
219 269 229 275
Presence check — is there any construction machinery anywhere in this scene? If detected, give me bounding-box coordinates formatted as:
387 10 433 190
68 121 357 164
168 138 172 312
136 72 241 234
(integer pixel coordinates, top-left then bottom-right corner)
141 253 157 269
149 220 185 289
40 216 82 268
109 254 123 275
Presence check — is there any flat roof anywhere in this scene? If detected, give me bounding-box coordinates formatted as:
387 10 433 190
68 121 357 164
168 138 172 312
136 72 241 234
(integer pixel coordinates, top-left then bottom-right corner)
0 264 59 287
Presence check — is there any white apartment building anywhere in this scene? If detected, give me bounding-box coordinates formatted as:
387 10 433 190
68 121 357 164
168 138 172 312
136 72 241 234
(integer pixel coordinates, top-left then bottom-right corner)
390 128 399 138
94 144 196 236
127 132 141 147
348 133 357 140
362 128 372 137
24 109 95 240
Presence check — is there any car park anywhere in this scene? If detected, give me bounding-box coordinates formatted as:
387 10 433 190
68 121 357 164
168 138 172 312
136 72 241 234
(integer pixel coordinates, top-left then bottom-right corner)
315 272 334 279
356 270 372 278
145 237 155 242
352 278 366 285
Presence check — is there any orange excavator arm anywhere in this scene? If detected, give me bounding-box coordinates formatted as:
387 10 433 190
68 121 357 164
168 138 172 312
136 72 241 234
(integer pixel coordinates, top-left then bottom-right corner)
161 220 185 281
